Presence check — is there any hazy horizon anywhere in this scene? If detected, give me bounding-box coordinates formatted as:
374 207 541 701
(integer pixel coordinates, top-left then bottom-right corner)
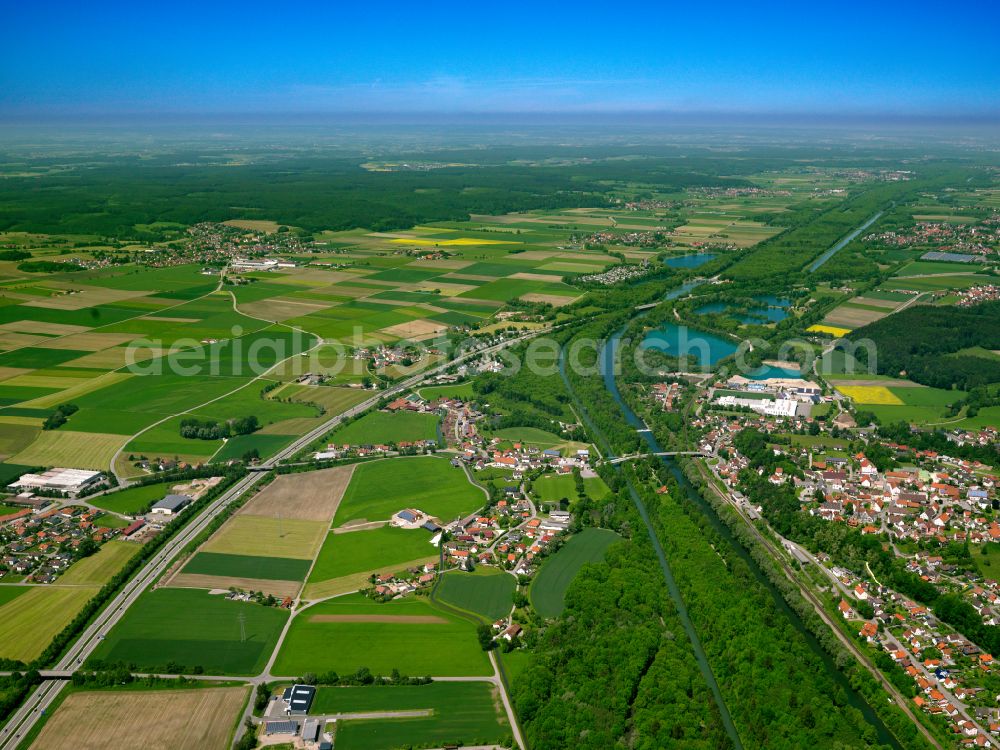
3 1 998 120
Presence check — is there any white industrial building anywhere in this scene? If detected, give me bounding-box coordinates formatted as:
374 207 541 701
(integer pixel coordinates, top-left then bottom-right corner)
7 468 103 496
714 395 799 418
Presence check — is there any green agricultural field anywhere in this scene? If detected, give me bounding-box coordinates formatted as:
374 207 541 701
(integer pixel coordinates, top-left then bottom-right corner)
883 274 990 292
315 683 510 750
890 386 965 407
328 410 439 446
9 430 128 470
498 648 532 684
864 289 913 302
188 382 316 427
93 514 130 529
73 373 247 416
0 587 28 608
489 426 564 447
416 381 474 401
88 588 288 675
859 385 968 426
955 406 1000 430
530 528 621 618
204 515 327 560
181 552 311 582
0 503 24 518
211 433 294 462
0 586 98 662
459 278 576 303
279 383 370 413
89 482 176 515
272 593 490 677
895 260 986 276
58 408 153 435
308 525 438 583
531 473 611 505
59 541 140 585
435 568 516 621
124 417 223 461
333 456 484 526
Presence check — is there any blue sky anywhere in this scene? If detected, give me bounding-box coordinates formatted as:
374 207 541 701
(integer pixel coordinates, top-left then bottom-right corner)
2 0 998 116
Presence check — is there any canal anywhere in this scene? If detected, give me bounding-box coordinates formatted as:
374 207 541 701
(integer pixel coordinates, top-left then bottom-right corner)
808 210 885 272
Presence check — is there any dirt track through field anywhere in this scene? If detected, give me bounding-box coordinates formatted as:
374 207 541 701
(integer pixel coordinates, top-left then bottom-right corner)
167 573 302 599
309 614 447 624
30 687 249 750
239 464 355 522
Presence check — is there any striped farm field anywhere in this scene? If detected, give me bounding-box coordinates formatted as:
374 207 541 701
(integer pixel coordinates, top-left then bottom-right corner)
88 588 289 674
237 464 356 522
319 683 510 750
389 237 520 246
836 385 904 405
8 430 129 470
0 586 98 662
59 541 140 585
273 593 491 677
16 371 134 409
277 383 370 413
202 514 327 560
29 687 250 750
181 551 311 581
167 572 301 599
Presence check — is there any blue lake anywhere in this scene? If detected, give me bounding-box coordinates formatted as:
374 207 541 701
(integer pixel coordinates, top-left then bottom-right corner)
641 323 738 367
695 301 728 315
748 364 801 380
664 253 715 268
753 294 791 308
664 280 703 300
743 306 789 324
696 296 791 324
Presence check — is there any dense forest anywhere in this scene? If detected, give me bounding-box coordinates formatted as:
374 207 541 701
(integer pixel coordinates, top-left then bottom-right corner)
0 153 747 237
640 468 894 749
512 483 732 749
844 301 1000 390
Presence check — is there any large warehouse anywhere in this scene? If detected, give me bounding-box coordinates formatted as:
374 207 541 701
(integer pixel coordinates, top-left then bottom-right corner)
7 468 104 496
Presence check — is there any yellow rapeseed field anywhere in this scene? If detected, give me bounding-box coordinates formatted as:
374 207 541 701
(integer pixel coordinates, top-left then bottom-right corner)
390 237 519 246
807 324 852 337
837 385 903 405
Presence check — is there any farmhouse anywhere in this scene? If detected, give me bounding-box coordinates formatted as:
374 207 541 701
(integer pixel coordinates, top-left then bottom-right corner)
150 494 191 516
282 684 316 715
302 718 321 742
8 468 103 497
264 719 299 736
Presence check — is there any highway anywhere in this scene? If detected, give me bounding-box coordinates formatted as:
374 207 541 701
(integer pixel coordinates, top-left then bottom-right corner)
0 470 264 749
0 326 548 749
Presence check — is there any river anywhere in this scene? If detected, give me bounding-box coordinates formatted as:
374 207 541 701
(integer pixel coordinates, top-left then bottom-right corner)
808 210 885 272
559 290 900 748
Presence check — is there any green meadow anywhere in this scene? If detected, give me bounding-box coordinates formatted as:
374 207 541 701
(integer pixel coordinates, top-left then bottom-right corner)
315 682 510 750
273 593 490 677
88 588 289 675
333 456 484 526
435 568 517 621
530 528 620 618
309 525 438 583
